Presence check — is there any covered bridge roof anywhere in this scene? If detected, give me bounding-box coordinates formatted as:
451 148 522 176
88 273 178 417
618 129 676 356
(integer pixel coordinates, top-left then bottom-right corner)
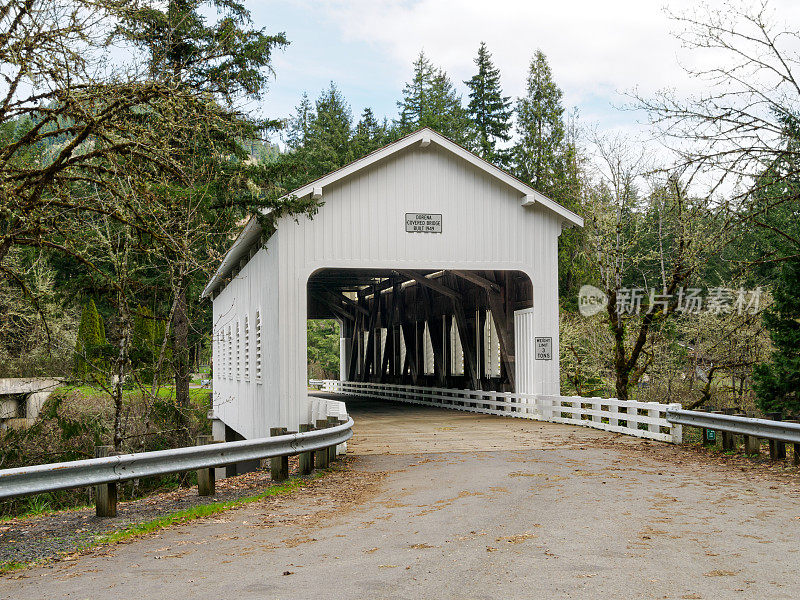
202 127 583 298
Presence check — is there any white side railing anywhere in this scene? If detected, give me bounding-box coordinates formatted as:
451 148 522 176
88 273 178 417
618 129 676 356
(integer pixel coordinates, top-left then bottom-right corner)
311 380 682 444
303 394 349 455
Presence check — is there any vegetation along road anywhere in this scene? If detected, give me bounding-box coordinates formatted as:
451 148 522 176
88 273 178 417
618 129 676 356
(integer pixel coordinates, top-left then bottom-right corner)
2 399 799 600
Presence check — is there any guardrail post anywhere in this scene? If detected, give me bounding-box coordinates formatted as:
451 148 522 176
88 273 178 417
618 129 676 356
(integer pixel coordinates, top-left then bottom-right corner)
315 419 330 469
721 409 735 451
327 416 338 463
785 419 800 466
298 423 314 475
667 404 683 443
767 412 787 461
733 413 747 450
270 427 289 481
703 412 721 447
196 435 215 496
337 417 348 457
94 445 117 517
743 414 761 455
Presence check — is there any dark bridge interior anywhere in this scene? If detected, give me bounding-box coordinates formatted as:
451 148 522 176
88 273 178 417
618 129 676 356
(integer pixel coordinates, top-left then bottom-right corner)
307 269 532 392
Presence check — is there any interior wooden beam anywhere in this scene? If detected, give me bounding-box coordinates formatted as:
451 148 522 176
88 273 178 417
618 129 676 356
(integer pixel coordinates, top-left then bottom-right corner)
448 275 479 390
311 291 354 323
362 288 381 378
336 292 370 317
395 269 458 299
347 310 361 381
420 286 446 385
487 292 516 389
449 270 501 294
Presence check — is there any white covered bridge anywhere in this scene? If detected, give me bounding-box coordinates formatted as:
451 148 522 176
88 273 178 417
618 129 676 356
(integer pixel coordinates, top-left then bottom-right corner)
201 128 676 446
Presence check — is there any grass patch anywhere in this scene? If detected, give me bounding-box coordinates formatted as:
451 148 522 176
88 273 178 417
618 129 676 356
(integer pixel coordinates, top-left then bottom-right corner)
0 561 32 575
0 469 334 576
0 500 92 523
92 474 319 546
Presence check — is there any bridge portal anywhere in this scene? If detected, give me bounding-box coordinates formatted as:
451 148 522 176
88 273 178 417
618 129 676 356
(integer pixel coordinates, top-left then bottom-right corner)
203 128 583 439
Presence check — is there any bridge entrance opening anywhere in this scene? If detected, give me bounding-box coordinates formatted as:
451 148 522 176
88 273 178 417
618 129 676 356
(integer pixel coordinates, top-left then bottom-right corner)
307 268 533 393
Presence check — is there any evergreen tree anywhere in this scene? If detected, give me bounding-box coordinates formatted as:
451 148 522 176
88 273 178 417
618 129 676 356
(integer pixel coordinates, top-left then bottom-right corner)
114 0 291 430
514 50 566 196
307 82 354 174
352 107 388 158
279 83 355 190
753 258 800 416
132 305 158 383
286 92 315 150
464 42 512 165
397 51 469 142
74 299 107 382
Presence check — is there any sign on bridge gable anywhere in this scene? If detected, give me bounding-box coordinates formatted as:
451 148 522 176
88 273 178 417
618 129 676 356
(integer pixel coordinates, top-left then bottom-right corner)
405 213 442 233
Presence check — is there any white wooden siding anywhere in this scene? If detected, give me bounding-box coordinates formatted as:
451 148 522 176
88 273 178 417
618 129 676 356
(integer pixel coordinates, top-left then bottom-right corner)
213 142 563 437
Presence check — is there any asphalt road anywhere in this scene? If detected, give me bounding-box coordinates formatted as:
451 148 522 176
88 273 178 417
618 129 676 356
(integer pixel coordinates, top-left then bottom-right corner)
3 398 800 599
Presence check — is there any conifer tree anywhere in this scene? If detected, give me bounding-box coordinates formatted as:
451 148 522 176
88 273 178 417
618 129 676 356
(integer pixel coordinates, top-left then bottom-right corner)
287 92 315 150
74 299 107 381
514 50 566 196
464 42 512 165
132 305 158 383
308 82 354 174
352 107 388 158
397 51 469 142
753 258 800 416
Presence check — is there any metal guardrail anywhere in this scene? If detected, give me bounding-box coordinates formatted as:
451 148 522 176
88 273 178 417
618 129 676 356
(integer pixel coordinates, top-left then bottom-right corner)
0 418 353 500
666 409 800 444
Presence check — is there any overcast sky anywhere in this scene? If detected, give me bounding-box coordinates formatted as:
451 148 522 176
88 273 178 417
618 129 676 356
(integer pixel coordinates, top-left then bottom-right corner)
248 0 799 144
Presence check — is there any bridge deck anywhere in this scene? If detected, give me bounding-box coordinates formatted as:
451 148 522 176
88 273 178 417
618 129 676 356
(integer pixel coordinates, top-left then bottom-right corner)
314 392 646 454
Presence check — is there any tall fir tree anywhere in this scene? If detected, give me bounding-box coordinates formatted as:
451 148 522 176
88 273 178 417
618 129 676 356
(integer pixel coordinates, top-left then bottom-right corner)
514 50 566 196
132 305 160 383
286 92 315 150
464 42 512 166
280 83 354 190
115 0 290 428
308 82 353 173
352 107 388 158
397 51 469 142
753 257 800 416
74 299 107 382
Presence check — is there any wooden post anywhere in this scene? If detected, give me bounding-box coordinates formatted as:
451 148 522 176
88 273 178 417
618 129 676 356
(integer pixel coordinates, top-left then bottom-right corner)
721 408 735 451
298 424 315 474
94 445 117 517
270 427 289 481
327 416 338 463
703 412 722 447
315 419 330 468
196 435 215 496
785 420 800 466
766 412 786 461
733 413 747 450
743 414 761 455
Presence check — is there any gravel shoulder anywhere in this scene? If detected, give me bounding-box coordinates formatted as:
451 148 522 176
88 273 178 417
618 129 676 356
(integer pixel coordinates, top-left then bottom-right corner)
0 457 307 567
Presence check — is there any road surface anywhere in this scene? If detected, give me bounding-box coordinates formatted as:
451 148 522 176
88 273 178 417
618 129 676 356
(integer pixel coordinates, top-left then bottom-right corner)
2 398 800 599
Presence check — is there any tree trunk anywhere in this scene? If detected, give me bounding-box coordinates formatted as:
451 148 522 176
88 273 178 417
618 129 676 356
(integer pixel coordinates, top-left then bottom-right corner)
172 278 190 439
113 307 132 450
0 236 12 268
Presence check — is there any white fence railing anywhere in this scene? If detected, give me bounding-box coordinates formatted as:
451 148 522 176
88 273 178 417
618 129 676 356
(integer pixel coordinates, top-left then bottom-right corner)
303 395 349 455
310 379 682 444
